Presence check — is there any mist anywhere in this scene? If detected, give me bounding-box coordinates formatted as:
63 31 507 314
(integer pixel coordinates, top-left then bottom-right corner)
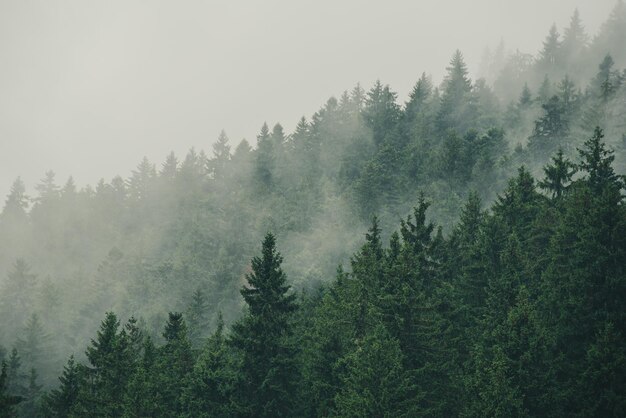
0 0 616 199
1 1 626 417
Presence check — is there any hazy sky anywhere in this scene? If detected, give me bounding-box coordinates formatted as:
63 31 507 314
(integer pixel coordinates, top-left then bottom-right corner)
0 0 617 199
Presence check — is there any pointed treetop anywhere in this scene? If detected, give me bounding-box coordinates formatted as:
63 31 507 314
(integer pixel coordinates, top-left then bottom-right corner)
519 83 533 107
407 72 432 110
271 123 286 145
562 9 588 52
577 127 623 192
539 148 577 199
2 177 29 218
241 232 296 317
163 312 188 343
35 170 59 203
257 122 271 143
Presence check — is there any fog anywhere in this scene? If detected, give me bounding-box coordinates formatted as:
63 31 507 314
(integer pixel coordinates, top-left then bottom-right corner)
1 1 626 414
0 0 615 198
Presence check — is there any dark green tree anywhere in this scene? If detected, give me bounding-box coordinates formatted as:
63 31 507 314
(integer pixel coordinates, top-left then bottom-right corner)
538 148 577 199
153 312 194 417
182 313 236 417
333 325 415 418
41 356 80 418
229 233 298 417
0 361 21 418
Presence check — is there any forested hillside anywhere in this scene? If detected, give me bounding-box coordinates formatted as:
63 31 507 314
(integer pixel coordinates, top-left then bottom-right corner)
1 4 626 417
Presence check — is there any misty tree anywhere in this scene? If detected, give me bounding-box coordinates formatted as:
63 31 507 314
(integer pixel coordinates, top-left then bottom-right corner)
0 360 22 417
0 260 37 341
185 288 211 348
208 130 232 180
536 24 563 81
437 50 477 135
561 9 589 73
40 355 80 418
362 80 401 146
0 178 28 223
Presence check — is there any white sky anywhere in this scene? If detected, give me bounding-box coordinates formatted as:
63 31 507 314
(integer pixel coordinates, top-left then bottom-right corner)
0 0 617 199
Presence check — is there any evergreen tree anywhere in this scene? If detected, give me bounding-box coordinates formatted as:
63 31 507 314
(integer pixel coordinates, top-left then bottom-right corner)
185 288 210 348
561 9 588 71
73 312 132 417
127 157 156 202
528 95 569 157
333 325 415 418
160 152 179 179
229 233 298 417
437 50 476 134
0 178 29 221
0 361 21 418
0 261 37 342
18 368 42 417
153 312 194 417
123 337 159 418
182 314 236 417
209 130 231 180
254 123 275 192
363 80 401 146
536 24 562 79
41 356 80 418
538 148 577 199
539 127 626 414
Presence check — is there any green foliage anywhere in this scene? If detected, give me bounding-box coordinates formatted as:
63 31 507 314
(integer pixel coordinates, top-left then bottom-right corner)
229 233 299 417
41 356 80 418
1 7 626 417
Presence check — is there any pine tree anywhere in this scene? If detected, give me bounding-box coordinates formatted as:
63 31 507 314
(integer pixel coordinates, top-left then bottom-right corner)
160 151 179 179
536 24 562 79
34 170 60 205
209 130 231 180
333 325 415 418
127 157 156 202
577 127 623 193
123 337 159 418
41 356 80 418
562 9 588 71
0 361 22 418
5 349 25 403
363 80 401 146
539 127 626 414
18 368 42 417
153 312 194 417
538 148 577 199
17 314 50 368
528 95 569 157
186 288 210 348
73 312 132 417
0 178 29 222
229 233 298 417
437 50 476 134
0 261 37 342
254 123 275 192
182 313 236 418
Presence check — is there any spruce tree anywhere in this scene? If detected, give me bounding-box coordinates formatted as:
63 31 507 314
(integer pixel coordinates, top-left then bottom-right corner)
538 148 577 199
41 356 80 418
73 312 131 417
182 314 236 417
229 233 298 417
333 325 414 418
153 312 194 417
0 361 21 418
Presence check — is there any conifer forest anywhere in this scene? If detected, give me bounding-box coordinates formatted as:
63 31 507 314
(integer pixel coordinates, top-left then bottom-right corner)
1 2 626 417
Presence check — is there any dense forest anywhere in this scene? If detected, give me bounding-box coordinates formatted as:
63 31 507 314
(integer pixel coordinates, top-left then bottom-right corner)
1 3 626 417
